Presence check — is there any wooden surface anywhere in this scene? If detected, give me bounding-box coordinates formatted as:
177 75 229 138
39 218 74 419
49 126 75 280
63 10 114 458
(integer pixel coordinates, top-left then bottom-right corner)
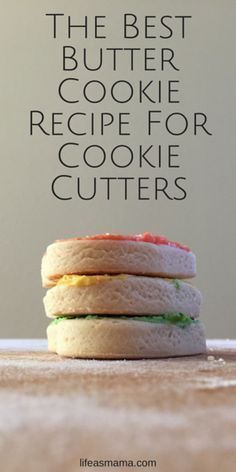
0 340 236 472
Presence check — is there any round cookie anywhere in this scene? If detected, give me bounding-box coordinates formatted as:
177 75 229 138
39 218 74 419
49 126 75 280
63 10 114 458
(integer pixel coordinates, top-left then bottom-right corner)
44 275 202 318
47 317 206 359
42 239 196 287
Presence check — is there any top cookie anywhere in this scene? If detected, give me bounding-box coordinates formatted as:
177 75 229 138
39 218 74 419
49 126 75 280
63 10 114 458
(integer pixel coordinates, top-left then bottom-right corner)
41 233 196 287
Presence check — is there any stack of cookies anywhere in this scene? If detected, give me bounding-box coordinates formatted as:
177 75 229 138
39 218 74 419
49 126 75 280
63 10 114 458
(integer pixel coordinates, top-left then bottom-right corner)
41 233 206 358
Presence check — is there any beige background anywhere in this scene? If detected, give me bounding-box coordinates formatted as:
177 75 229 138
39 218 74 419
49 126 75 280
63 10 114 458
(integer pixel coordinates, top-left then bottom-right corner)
0 0 235 338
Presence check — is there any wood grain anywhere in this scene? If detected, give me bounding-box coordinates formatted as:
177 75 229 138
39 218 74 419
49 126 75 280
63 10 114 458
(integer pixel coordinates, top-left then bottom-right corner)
0 340 235 472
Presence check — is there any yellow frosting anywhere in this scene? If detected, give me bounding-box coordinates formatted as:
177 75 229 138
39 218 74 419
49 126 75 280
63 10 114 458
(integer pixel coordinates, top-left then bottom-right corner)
57 274 127 287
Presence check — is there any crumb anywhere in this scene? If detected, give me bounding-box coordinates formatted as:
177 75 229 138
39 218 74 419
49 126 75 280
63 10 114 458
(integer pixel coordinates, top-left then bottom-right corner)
217 358 226 365
207 355 215 361
207 355 226 365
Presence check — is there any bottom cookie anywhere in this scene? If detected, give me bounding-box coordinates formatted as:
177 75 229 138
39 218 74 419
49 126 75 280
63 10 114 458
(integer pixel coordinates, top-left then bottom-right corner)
47 316 206 359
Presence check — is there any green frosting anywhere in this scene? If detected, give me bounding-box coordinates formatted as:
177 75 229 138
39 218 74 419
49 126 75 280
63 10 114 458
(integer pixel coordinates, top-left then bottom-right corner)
171 279 182 290
50 312 197 328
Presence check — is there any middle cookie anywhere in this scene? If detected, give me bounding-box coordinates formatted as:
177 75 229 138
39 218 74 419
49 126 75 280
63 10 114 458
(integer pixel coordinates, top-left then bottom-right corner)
43 274 202 319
